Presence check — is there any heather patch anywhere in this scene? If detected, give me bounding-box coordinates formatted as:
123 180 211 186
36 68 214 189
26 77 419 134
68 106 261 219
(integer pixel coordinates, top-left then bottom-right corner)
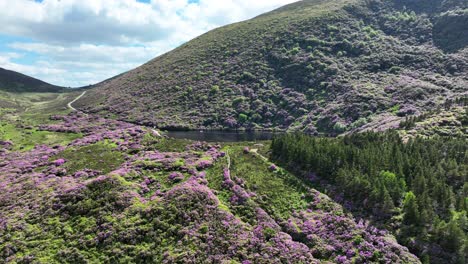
76 0 467 137
0 112 421 263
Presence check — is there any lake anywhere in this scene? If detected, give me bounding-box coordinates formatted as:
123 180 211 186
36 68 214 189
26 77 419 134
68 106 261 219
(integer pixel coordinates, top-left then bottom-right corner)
165 130 279 142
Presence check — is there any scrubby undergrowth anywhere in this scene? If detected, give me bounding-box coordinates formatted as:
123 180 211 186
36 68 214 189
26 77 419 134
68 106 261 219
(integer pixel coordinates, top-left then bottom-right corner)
0 112 420 263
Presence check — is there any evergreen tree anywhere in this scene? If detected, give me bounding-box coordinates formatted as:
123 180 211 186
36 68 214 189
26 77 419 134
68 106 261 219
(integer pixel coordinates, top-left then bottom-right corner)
403 191 420 226
441 218 465 255
382 187 395 216
270 132 467 261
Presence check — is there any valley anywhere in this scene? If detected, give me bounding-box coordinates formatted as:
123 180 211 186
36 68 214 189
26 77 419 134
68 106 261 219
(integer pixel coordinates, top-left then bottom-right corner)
0 0 467 263
0 88 465 263
0 93 423 263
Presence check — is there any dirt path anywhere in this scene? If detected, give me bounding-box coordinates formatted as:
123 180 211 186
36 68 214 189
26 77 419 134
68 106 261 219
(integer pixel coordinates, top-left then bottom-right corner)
67 91 86 111
250 148 268 162
226 150 231 170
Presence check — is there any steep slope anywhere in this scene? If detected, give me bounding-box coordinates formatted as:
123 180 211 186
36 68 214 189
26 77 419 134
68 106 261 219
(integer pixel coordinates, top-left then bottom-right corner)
0 67 66 93
76 0 467 134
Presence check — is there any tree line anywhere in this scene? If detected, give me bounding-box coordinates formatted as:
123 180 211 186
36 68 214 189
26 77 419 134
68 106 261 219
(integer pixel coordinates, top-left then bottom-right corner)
271 132 467 263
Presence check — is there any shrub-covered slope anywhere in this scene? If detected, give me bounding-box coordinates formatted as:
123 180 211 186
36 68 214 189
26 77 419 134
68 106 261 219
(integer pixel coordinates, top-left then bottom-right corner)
0 112 420 263
76 0 467 134
0 68 65 93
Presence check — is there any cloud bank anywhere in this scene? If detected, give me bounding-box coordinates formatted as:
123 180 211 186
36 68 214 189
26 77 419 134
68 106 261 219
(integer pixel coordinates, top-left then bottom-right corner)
0 0 298 87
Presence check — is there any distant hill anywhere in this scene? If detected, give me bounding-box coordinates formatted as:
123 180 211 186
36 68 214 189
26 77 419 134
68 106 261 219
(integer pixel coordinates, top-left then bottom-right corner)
0 67 65 93
76 0 467 134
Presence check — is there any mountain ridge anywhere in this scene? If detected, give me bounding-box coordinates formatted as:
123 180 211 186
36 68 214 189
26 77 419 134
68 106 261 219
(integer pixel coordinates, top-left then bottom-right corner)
75 0 467 136
0 67 66 93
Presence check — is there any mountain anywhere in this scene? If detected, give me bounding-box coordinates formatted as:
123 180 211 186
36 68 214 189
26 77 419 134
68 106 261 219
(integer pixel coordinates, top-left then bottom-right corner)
76 0 467 134
0 67 65 93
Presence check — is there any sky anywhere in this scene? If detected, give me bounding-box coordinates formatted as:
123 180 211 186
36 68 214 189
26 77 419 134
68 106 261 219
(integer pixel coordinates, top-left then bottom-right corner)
0 0 298 87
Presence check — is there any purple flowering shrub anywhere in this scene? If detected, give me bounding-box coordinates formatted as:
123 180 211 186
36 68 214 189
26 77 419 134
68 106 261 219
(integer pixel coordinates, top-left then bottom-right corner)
0 113 420 263
74 0 467 137
53 158 66 166
0 140 13 150
141 178 318 263
284 209 417 263
268 164 278 171
168 171 184 182
55 175 137 217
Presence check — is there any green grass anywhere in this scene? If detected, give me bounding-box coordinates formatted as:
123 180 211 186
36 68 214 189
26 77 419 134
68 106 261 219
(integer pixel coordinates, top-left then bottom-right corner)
0 91 77 121
229 146 311 219
206 154 232 206
143 135 192 152
390 104 400 114
0 90 81 129
146 171 189 192
0 122 81 151
0 91 84 150
51 141 125 174
206 143 312 220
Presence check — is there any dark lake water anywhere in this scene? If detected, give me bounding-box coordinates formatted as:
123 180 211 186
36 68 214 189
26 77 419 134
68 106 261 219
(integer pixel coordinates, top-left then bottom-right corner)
165 130 279 142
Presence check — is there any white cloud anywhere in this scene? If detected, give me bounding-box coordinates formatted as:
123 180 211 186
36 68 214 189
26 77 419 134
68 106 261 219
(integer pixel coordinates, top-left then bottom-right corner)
0 0 299 87
9 42 166 63
0 54 66 80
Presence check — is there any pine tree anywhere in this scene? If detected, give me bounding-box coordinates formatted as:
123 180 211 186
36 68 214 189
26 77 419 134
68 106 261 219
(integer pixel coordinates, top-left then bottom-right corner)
441 218 464 254
403 191 420 226
271 132 468 262
382 187 395 216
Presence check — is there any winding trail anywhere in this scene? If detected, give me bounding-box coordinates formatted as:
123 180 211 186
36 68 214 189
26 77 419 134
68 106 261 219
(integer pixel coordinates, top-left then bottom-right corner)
67 91 86 111
226 150 231 170
250 148 269 162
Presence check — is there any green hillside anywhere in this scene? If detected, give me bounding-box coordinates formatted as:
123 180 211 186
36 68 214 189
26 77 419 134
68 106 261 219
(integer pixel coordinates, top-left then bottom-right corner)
76 0 467 136
0 67 66 93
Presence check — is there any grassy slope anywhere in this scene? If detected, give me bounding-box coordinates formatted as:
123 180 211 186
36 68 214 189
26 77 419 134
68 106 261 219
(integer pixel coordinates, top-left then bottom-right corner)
77 0 467 136
51 141 125 175
207 144 311 220
0 91 82 150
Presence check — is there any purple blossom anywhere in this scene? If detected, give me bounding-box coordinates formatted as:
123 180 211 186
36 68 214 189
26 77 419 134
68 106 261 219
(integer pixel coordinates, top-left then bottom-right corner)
168 172 184 182
269 164 278 171
53 159 66 166
336 255 347 263
196 159 213 170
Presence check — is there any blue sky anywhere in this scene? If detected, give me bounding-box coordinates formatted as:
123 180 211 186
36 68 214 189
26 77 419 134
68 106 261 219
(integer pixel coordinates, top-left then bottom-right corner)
0 0 297 87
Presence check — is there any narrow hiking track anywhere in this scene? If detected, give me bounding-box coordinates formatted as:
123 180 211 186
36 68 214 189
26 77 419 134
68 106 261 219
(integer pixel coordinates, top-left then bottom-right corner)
67 91 86 111
250 148 268 162
224 148 268 178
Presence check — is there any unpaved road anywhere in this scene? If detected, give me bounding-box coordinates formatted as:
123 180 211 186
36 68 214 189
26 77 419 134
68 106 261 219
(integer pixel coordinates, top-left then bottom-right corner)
67 91 86 111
